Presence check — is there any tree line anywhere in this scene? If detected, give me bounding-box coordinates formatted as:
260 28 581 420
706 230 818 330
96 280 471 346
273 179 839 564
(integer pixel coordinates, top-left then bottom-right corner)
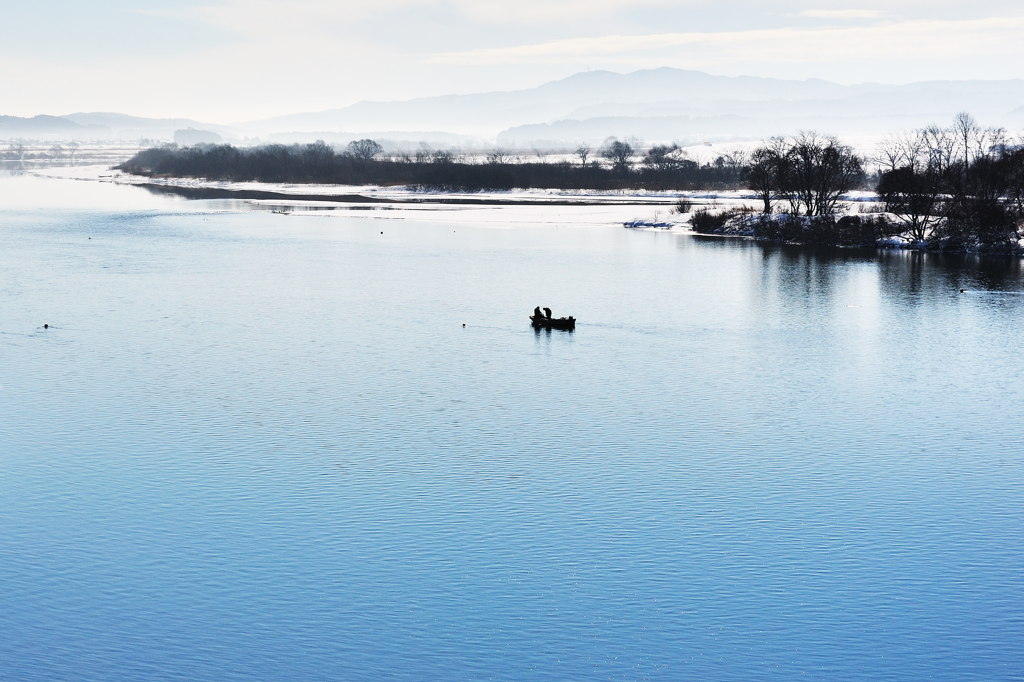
117 137 745 192
693 114 1024 253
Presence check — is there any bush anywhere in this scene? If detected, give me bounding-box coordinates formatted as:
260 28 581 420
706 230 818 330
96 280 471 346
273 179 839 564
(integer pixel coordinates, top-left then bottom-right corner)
746 213 895 246
835 215 896 246
689 208 732 233
674 198 695 214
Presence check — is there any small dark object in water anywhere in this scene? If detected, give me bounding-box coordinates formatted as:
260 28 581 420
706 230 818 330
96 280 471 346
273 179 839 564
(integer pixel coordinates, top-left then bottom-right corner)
530 315 575 330
462 323 466 327
960 289 966 293
43 324 49 329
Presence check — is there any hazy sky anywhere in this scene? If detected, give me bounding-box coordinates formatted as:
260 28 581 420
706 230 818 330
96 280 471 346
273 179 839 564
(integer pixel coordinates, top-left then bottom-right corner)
5 0 1023 121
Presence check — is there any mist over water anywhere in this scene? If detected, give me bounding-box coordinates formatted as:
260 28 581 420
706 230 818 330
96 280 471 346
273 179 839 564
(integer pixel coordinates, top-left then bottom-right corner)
2 174 1022 680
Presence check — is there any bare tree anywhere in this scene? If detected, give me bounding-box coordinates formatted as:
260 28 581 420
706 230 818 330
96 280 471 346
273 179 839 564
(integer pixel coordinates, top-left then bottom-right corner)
415 143 432 163
347 138 383 161
778 132 864 216
432 149 454 164
600 137 634 172
643 144 683 171
745 137 788 214
574 143 591 167
486 148 513 165
875 128 954 241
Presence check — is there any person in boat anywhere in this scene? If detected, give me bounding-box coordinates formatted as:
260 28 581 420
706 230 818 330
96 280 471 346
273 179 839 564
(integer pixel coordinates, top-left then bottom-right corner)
542 307 552 319
533 306 543 319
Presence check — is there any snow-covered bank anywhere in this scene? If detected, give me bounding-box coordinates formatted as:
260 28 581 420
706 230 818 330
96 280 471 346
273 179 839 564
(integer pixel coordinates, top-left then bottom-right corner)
30 164 756 227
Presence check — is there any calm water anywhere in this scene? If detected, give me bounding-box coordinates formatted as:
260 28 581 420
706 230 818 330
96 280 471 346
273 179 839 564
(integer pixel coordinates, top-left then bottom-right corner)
2 173 1022 680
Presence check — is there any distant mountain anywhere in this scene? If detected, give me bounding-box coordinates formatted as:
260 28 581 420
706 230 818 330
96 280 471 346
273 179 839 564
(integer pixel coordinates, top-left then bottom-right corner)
242 68 852 136
243 68 1024 144
0 114 102 138
5 68 1024 146
0 112 233 141
263 130 482 147
64 113 234 140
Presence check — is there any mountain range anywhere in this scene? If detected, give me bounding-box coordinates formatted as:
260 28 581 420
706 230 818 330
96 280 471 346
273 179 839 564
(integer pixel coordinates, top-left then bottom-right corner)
4 68 1024 147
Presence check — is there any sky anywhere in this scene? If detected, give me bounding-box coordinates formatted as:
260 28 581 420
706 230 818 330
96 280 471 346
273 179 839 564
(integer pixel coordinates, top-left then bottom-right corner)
3 0 1023 122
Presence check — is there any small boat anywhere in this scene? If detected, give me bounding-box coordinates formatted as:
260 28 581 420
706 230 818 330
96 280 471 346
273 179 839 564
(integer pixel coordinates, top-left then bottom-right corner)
530 315 576 330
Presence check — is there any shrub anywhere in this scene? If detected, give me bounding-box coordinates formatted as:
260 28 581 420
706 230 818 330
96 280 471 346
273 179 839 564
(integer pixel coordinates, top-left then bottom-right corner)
674 198 695 214
835 215 894 246
689 208 732 233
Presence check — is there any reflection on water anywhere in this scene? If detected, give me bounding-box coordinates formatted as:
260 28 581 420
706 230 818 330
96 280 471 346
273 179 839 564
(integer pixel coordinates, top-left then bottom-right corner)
1 174 1022 681
877 248 1024 293
690 233 1024 301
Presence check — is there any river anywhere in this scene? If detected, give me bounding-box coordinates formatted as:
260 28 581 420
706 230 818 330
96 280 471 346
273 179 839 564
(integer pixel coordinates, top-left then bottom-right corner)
1 172 1021 680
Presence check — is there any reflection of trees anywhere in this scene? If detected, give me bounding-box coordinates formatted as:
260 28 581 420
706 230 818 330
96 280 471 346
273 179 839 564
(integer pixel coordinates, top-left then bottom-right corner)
686 235 1024 308
876 249 1024 296
754 242 873 306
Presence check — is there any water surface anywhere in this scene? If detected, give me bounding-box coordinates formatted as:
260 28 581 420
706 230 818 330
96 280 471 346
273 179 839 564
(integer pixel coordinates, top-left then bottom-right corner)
2 173 1022 680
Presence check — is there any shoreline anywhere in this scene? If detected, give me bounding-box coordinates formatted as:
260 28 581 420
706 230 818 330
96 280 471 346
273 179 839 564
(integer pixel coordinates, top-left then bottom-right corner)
135 182 684 207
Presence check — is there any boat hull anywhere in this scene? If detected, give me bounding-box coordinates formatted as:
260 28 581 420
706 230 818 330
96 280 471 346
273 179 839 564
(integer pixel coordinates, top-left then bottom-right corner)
530 315 576 330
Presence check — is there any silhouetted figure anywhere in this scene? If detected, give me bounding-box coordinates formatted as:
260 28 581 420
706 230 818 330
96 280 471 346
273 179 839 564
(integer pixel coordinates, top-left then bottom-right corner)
543 307 552 319
533 306 542 318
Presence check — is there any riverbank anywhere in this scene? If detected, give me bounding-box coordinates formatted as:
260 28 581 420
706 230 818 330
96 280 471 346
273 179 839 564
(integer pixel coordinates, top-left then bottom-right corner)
689 207 1024 255
31 164 750 227
32 166 1021 254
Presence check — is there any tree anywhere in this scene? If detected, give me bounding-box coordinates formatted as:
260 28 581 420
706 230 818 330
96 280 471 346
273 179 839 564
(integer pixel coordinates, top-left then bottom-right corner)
643 144 683 171
744 137 788 213
302 140 334 178
778 132 864 216
574 143 591 167
600 137 633 172
347 138 383 161
431 149 454 165
875 128 954 241
486 148 513 165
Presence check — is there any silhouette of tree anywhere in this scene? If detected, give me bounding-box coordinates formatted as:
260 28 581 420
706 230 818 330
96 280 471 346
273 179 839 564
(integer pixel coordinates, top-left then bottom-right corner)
744 138 790 214
347 138 383 161
600 137 634 172
574 143 591 167
777 132 864 216
486 148 513 165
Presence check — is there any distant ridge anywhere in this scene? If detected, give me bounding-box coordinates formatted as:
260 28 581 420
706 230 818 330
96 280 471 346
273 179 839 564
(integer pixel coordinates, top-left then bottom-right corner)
0 114 97 136
240 68 852 136
0 112 230 141
5 68 1024 145
239 68 1024 143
